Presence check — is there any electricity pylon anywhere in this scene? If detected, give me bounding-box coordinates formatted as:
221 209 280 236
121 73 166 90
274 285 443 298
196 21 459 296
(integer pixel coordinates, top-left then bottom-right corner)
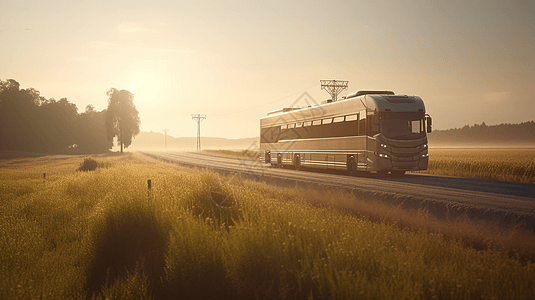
191 114 206 152
162 129 170 148
320 79 349 102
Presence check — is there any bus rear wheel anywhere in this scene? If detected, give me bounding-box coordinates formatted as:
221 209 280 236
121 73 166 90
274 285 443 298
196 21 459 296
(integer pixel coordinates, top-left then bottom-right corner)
295 155 301 171
347 156 357 176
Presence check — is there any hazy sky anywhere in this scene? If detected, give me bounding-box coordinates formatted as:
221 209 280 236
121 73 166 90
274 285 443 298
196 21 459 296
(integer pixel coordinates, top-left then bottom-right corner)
1 0 534 139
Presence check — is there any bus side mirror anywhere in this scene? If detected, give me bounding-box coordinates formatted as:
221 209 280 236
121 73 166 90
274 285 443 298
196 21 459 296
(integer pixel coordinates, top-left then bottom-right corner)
426 116 432 133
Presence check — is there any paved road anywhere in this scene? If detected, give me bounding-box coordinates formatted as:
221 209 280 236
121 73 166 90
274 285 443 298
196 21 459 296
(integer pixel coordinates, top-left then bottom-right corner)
140 151 535 219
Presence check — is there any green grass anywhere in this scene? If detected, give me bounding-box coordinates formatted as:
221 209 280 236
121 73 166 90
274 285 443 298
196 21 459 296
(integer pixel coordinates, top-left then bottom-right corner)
1 153 534 299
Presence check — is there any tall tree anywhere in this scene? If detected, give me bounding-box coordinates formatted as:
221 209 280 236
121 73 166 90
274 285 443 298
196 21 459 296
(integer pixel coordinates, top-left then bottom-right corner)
76 105 113 153
0 79 46 151
105 88 140 153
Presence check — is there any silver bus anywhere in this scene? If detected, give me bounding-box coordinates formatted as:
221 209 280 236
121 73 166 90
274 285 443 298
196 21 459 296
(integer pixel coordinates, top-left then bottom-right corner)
260 91 432 176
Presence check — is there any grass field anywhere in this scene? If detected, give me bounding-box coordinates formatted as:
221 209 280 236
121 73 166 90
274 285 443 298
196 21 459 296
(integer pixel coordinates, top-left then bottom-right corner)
422 148 535 184
203 148 535 184
1 153 534 299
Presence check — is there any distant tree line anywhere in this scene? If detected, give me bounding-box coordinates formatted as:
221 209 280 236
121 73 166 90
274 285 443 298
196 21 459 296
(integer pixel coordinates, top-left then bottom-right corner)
0 79 140 154
428 121 535 147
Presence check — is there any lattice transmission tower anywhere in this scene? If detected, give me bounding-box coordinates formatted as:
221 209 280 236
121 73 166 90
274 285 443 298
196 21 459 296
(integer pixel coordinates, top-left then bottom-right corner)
191 114 206 152
320 79 349 102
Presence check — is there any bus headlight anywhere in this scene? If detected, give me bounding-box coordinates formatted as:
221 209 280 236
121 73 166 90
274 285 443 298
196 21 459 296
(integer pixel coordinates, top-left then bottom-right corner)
380 143 388 148
421 153 429 158
379 153 389 158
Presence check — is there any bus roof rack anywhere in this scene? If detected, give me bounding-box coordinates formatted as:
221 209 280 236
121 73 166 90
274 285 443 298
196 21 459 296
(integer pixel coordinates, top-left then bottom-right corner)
345 90 395 99
267 107 303 115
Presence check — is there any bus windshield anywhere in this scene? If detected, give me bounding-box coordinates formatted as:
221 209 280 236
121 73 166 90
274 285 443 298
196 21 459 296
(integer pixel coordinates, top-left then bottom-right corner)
380 112 425 140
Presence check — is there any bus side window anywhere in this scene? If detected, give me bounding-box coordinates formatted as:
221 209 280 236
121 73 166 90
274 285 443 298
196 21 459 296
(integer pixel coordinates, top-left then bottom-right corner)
343 114 359 136
279 124 290 140
345 114 358 121
333 116 345 123
304 121 312 127
312 120 321 126
323 118 332 124
269 126 281 143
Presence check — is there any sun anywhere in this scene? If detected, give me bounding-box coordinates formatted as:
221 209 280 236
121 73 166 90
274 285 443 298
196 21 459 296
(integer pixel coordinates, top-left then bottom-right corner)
127 72 159 104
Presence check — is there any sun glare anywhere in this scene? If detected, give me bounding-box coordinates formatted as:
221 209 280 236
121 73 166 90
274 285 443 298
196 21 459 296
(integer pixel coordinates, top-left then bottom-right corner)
127 72 159 104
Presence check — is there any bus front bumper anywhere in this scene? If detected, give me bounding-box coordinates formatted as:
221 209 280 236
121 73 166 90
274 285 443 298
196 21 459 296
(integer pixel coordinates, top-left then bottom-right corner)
377 155 428 171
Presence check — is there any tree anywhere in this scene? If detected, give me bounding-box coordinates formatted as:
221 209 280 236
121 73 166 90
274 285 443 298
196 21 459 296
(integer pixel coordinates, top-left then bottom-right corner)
77 107 113 153
0 79 45 151
85 104 96 114
1 79 116 154
37 98 79 152
105 88 140 153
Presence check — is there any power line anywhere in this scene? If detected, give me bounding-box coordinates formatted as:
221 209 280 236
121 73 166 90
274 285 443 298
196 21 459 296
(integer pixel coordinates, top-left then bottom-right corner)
191 114 206 152
211 83 320 116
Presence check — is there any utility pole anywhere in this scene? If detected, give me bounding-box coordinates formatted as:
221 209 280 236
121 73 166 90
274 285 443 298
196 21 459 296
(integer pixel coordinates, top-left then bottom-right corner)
162 129 170 148
191 114 206 152
320 79 349 102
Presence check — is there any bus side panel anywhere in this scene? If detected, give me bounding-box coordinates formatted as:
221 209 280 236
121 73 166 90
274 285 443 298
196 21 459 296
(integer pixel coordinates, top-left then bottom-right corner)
262 136 368 169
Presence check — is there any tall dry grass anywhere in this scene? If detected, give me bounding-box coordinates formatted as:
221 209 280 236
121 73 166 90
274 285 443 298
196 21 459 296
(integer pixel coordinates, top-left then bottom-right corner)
422 148 535 183
1 153 534 299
